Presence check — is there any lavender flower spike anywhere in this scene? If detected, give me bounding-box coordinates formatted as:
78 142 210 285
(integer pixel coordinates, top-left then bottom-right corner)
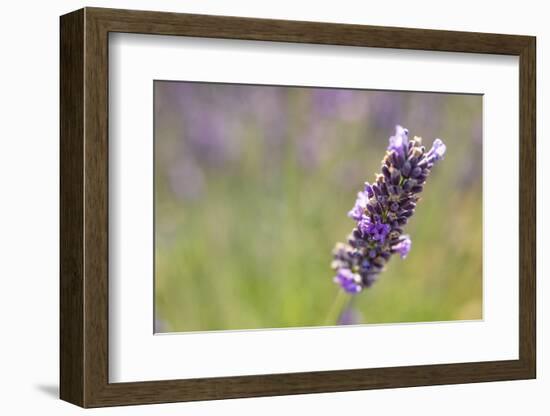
331 126 446 293
348 191 369 221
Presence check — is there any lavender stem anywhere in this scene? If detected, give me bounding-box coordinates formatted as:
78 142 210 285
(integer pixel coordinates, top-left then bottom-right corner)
324 289 348 326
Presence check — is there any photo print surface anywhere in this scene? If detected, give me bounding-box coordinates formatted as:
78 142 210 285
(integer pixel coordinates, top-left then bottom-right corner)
154 81 483 333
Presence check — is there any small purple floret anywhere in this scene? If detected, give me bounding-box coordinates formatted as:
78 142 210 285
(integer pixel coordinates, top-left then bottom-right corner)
365 222 390 243
393 236 412 258
387 125 409 157
427 138 446 161
348 191 368 221
333 268 363 294
364 182 374 198
358 215 371 235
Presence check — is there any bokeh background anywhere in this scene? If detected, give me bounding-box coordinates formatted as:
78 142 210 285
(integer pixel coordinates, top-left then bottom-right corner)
154 81 482 333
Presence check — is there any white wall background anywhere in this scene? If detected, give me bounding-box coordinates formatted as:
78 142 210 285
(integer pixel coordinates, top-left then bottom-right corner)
0 0 545 414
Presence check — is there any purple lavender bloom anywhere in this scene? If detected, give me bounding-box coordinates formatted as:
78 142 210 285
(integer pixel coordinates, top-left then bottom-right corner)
426 138 447 162
392 236 412 259
348 191 369 221
388 125 409 157
365 222 390 243
357 215 371 235
333 268 363 294
331 126 446 293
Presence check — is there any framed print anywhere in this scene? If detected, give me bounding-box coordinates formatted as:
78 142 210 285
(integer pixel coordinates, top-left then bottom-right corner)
60 7 536 408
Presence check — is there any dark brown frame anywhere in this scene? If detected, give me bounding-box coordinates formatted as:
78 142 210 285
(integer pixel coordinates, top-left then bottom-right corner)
60 7 536 408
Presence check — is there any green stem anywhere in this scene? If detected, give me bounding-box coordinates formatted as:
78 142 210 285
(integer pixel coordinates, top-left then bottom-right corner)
324 290 350 325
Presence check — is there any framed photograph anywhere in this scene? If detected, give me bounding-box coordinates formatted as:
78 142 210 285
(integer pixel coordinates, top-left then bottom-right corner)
60 7 536 408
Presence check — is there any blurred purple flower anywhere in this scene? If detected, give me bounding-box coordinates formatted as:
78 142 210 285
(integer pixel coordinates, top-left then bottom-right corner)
168 159 205 201
312 89 369 121
370 92 404 130
173 84 244 166
298 122 326 170
154 317 168 333
249 87 288 145
312 89 354 116
338 306 363 325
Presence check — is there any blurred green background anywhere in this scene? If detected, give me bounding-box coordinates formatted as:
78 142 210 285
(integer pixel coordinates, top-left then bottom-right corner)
154 81 482 332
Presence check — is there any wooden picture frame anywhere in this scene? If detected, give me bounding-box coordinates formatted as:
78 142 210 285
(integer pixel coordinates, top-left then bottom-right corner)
60 7 536 408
